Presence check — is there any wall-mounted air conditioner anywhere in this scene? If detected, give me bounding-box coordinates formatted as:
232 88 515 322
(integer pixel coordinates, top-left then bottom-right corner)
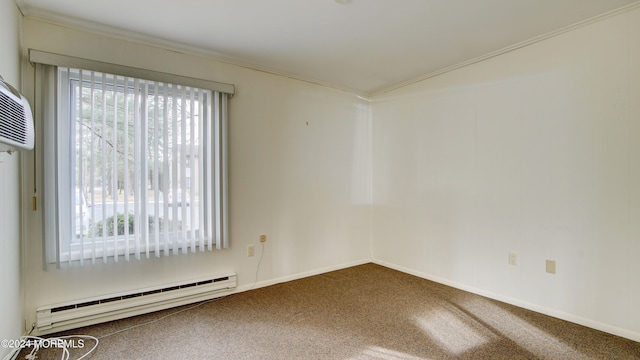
0 76 34 152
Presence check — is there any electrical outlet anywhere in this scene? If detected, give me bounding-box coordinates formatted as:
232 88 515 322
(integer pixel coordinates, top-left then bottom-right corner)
259 234 267 243
509 251 518 266
247 245 255 257
546 259 556 274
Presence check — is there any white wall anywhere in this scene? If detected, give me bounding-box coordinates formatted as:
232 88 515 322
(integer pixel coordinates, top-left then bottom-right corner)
21 18 372 330
19 3 640 345
372 7 640 341
0 0 24 357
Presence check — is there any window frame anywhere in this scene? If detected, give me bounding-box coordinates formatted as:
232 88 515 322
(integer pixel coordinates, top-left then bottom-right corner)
31 50 233 267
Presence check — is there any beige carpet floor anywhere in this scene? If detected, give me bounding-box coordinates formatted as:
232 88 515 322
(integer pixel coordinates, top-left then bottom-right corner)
19 263 640 359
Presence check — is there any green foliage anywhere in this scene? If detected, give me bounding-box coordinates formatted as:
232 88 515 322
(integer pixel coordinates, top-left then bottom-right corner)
93 213 174 236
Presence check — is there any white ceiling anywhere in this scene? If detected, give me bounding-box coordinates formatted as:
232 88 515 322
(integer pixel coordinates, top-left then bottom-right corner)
17 0 640 95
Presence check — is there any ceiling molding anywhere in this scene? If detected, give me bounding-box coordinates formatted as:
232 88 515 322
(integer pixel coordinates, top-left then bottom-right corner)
21 8 370 98
18 0 640 99
371 0 640 97
14 0 31 16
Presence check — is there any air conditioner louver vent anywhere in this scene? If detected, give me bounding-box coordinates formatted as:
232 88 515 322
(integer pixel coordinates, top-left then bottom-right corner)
0 92 28 145
0 77 34 152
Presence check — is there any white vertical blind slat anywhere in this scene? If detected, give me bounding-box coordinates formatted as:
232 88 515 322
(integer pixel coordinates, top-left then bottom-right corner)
76 69 83 266
153 83 160 258
162 84 170 256
133 78 142 261
205 92 213 250
89 72 96 264
142 82 149 259
123 77 130 261
189 88 197 252
197 90 205 251
213 92 221 249
112 75 119 263
42 65 229 267
180 86 187 254
171 84 179 255
221 93 229 248
142 81 149 259
101 73 108 264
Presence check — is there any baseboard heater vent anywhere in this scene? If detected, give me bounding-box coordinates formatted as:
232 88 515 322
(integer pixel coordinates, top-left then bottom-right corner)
36 272 236 335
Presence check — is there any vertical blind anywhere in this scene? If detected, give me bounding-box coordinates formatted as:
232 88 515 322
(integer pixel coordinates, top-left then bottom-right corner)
33 51 232 267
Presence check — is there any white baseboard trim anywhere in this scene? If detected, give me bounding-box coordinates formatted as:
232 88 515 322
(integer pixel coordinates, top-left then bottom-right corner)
233 258 372 294
372 259 640 343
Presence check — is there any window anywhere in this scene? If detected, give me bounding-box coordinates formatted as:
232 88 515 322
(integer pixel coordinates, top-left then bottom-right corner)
32 51 233 267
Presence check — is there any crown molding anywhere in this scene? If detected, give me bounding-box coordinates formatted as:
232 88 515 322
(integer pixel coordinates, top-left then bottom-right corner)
14 0 31 16
371 0 640 97
18 0 640 99
20 7 370 98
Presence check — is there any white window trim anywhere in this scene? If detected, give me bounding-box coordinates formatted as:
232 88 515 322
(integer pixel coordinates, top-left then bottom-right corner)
31 50 232 268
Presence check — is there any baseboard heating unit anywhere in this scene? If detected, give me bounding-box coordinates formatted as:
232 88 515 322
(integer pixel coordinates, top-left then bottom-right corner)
36 272 236 335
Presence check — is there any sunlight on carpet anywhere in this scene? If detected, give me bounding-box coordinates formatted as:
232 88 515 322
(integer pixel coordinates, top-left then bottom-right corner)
457 298 588 359
415 308 497 355
348 346 429 360
413 295 590 358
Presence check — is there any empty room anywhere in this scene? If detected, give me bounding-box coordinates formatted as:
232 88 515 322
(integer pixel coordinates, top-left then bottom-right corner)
1 0 640 359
